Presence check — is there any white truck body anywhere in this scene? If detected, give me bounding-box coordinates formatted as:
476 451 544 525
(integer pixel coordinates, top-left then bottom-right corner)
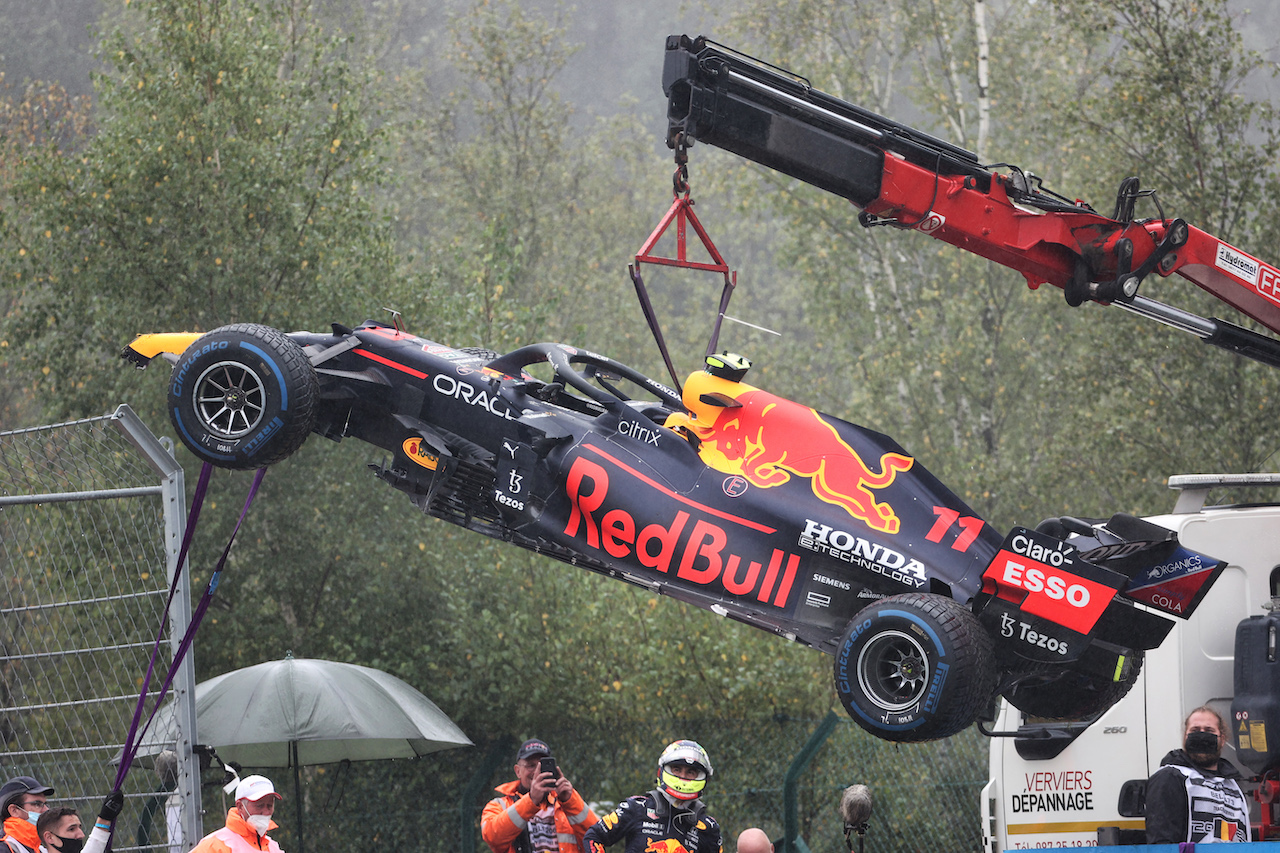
982 476 1280 851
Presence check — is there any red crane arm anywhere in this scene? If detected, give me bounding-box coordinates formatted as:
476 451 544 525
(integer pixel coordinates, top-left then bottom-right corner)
869 152 1280 334
662 35 1280 366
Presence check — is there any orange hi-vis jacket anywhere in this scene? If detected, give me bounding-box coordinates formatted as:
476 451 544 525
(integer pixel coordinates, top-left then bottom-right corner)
481 780 598 853
189 809 283 853
2 816 39 853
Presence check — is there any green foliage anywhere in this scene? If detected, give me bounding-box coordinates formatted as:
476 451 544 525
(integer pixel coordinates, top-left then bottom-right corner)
0 75 93 424
394 0 669 361
711 0 1097 528
1054 0 1280 236
1 0 401 418
5 4 1280 852
55 0 834 750
1040 0 1280 512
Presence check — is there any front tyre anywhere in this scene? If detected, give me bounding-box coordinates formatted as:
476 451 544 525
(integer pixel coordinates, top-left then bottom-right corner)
834 592 996 742
168 324 318 470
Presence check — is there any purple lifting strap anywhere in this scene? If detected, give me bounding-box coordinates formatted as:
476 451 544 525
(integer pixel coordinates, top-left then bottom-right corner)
114 464 268 793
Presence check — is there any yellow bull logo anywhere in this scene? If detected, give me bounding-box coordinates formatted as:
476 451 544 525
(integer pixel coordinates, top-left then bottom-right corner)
645 839 691 853
669 380 912 534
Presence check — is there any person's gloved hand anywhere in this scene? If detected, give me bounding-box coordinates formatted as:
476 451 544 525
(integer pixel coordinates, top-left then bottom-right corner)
98 790 125 823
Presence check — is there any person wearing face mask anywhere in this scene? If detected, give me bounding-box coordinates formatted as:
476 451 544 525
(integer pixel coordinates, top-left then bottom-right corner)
0 775 55 853
1144 705 1251 843
36 808 84 853
189 775 284 853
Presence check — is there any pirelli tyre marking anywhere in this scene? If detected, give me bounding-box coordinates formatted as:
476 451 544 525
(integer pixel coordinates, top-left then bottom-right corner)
834 592 995 742
168 324 318 470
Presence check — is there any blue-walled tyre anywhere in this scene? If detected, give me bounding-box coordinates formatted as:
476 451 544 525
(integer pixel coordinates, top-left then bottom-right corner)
167 324 318 470
834 592 996 742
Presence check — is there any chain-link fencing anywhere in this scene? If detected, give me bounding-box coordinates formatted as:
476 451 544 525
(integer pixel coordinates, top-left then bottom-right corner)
0 406 200 852
218 713 988 853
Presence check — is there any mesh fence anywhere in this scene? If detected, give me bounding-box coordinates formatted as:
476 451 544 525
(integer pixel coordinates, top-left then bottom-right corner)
224 713 988 853
0 406 199 852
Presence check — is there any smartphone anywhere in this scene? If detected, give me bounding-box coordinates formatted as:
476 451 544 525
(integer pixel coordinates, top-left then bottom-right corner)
539 756 560 779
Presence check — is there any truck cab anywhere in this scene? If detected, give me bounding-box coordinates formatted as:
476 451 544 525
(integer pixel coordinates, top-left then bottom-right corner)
982 474 1280 851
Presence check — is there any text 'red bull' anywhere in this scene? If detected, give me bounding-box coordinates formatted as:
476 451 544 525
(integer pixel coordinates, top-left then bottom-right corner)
563 457 800 608
687 388 913 534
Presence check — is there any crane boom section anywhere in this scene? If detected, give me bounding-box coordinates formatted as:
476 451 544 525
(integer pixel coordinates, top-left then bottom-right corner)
663 35 1280 339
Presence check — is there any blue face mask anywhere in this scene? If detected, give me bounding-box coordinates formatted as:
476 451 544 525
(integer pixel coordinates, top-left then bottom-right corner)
24 810 40 827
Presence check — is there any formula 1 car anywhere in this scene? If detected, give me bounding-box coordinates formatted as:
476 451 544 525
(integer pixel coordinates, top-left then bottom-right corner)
121 318 1221 742
120 33 1262 743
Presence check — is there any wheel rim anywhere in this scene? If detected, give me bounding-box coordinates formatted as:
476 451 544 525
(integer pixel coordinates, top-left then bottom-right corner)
856 630 929 712
193 360 267 438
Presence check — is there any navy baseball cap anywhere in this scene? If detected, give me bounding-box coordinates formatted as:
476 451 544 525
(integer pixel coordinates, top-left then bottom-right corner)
0 776 54 813
516 739 551 761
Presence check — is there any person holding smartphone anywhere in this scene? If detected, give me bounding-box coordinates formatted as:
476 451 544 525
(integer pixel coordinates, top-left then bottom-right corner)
482 739 599 853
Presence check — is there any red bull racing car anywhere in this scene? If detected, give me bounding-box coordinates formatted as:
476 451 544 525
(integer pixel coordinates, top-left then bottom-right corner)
119 33 1277 742
121 321 1221 742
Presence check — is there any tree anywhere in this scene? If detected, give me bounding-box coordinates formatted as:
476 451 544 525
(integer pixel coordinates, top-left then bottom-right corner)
0 74 91 424
392 0 682 365
93 0 836 741
1 0 402 419
710 0 1104 530
1042 0 1280 512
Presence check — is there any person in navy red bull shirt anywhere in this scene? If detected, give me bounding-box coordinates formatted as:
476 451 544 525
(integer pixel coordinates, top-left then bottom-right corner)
1144 706 1251 843
583 740 722 853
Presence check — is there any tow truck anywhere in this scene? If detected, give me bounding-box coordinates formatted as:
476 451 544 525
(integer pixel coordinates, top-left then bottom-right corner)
658 34 1280 846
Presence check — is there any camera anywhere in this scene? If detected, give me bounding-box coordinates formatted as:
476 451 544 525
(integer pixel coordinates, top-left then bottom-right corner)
539 756 560 779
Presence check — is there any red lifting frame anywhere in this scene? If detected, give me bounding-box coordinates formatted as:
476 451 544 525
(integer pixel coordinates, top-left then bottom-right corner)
630 190 738 387
634 191 735 279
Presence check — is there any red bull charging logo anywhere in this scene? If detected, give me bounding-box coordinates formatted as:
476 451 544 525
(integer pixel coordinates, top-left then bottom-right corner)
679 386 913 534
645 840 691 853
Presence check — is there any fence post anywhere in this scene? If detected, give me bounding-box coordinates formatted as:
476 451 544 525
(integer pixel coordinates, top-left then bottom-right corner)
780 711 840 853
114 405 203 848
0 406 200 851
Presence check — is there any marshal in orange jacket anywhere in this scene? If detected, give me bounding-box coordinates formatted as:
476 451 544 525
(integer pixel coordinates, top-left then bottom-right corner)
482 779 598 853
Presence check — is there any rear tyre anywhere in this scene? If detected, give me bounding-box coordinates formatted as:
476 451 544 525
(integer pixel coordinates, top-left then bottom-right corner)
1004 652 1144 720
167 324 318 470
834 592 996 742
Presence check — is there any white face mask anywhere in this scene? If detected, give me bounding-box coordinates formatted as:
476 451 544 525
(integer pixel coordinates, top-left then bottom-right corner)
246 814 272 835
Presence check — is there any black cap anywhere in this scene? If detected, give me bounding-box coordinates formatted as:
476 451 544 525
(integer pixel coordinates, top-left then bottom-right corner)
516 739 551 761
0 776 54 813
